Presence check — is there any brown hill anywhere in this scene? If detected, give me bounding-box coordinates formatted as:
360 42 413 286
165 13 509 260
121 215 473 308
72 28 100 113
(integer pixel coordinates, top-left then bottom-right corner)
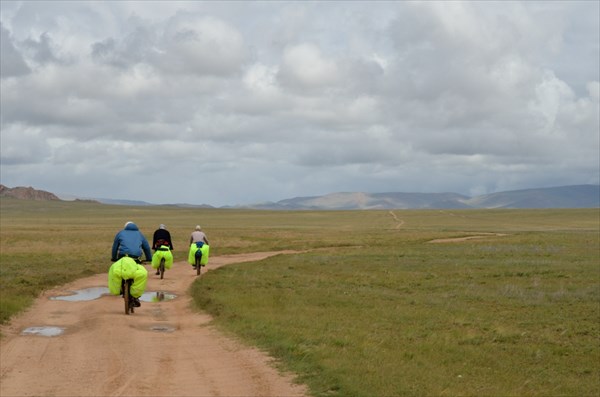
0 185 61 201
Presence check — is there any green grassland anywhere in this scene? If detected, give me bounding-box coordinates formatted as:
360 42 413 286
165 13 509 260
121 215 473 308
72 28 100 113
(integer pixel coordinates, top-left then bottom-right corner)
1 198 598 396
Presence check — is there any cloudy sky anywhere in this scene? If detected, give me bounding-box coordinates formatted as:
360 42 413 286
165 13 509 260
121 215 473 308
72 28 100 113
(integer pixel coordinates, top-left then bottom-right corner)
1 1 598 206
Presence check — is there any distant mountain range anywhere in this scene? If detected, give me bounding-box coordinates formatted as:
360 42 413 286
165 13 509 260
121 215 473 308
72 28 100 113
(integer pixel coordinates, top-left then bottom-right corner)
1 184 598 209
247 185 599 210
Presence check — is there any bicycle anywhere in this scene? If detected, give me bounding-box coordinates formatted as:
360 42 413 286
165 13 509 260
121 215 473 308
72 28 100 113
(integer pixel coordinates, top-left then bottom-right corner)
116 257 147 315
153 241 172 279
189 242 209 276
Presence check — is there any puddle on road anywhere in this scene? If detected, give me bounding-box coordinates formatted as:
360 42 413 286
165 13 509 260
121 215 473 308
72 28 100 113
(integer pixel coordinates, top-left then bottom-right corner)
49 288 176 303
150 325 176 333
21 326 65 337
50 287 110 301
140 291 177 302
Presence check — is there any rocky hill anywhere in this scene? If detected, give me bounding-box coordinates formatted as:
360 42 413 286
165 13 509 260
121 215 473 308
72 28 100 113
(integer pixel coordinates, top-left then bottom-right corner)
0 185 61 201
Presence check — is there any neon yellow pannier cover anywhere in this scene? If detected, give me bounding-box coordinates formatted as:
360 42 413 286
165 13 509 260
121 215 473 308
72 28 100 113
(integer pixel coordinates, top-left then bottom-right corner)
108 257 148 298
152 246 174 269
188 243 210 266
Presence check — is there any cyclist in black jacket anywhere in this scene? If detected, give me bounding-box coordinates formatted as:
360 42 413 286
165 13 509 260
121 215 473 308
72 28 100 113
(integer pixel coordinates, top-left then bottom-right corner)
151 224 174 276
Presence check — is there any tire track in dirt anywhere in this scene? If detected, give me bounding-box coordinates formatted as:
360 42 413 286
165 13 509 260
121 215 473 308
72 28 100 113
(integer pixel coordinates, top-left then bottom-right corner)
0 251 308 397
388 210 405 229
428 233 508 243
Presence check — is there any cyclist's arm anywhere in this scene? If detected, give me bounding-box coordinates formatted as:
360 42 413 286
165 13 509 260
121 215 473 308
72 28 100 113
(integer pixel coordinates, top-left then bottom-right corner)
111 234 121 261
166 231 174 250
141 236 153 261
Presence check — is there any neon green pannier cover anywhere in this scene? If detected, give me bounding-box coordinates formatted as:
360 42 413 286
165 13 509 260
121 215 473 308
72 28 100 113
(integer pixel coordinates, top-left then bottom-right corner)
188 243 210 266
108 257 148 298
152 246 173 269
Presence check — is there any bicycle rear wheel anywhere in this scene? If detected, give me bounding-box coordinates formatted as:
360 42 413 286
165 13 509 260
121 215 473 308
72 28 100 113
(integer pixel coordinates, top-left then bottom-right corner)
195 256 201 276
123 280 130 315
159 258 165 279
123 279 134 315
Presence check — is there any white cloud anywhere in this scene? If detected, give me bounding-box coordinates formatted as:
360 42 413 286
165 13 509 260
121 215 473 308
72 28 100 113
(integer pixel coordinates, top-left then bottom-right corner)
278 43 340 89
0 1 598 205
156 14 247 76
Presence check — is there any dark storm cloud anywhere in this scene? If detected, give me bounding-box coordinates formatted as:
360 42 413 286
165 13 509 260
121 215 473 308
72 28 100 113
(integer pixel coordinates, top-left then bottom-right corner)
0 23 30 77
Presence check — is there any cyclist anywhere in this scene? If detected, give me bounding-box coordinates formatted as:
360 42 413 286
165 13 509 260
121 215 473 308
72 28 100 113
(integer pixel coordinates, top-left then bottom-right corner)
190 225 209 245
108 221 151 307
151 224 174 275
188 225 210 269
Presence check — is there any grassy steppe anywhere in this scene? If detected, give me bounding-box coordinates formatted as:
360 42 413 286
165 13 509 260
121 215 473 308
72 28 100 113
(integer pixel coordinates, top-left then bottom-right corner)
1 198 599 396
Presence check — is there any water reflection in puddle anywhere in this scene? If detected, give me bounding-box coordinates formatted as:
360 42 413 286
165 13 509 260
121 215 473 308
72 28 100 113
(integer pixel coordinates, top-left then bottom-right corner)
50 287 110 301
49 287 176 303
140 291 177 302
22 326 65 337
150 325 176 333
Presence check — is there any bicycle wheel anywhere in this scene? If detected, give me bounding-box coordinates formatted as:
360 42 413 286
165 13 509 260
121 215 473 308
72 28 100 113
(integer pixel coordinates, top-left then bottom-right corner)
123 280 131 315
196 256 201 276
124 279 134 314
159 258 165 279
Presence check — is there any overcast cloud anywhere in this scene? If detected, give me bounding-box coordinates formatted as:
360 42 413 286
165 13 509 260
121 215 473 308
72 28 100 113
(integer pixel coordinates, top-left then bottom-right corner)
1 1 598 206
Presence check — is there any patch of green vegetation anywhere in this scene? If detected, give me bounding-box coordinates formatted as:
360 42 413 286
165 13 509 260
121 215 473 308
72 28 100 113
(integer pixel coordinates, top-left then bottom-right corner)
192 211 600 397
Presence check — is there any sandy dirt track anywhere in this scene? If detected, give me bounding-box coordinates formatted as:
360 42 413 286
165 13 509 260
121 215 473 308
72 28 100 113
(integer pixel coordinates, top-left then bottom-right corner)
428 233 507 243
0 252 308 397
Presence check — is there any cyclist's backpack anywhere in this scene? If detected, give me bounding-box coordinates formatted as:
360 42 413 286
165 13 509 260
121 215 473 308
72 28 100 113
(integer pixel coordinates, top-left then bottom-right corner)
195 241 204 259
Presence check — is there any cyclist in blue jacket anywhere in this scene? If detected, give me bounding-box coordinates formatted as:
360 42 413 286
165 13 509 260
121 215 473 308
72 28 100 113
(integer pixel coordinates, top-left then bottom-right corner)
109 221 152 307
112 221 152 261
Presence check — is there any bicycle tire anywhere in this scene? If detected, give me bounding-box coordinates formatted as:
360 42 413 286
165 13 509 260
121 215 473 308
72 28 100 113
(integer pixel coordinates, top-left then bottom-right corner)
123 280 131 315
123 279 134 315
160 258 165 279
196 256 201 276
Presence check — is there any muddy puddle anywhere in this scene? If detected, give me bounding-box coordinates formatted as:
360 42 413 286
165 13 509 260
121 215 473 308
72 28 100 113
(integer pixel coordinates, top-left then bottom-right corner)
150 325 176 333
50 288 176 302
140 291 177 302
50 287 110 301
21 326 65 337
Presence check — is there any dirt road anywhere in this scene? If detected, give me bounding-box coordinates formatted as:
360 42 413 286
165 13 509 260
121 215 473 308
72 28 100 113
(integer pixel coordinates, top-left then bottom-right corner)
0 252 308 397
428 233 507 243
